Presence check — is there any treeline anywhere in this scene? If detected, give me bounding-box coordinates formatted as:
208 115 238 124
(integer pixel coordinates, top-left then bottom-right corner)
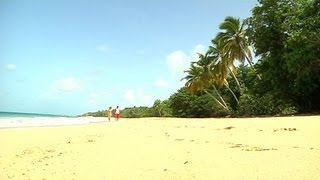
84 0 320 118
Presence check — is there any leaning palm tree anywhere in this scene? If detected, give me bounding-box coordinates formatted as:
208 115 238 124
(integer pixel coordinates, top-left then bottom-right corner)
216 16 261 79
216 16 253 66
206 40 240 104
183 61 229 111
207 39 241 91
197 54 232 107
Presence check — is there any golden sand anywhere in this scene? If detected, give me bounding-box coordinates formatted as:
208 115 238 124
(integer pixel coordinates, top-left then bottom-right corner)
1 116 320 179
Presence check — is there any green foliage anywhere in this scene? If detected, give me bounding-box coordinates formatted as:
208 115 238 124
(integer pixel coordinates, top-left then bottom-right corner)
121 106 154 118
247 0 320 112
237 93 297 116
117 100 173 118
152 99 172 117
169 87 229 117
82 110 107 117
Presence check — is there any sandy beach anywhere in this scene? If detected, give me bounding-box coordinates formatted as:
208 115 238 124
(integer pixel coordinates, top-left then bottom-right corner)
0 116 320 179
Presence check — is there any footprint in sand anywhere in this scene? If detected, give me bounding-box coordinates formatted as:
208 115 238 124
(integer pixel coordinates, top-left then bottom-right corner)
243 146 277 151
229 144 245 148
273 128 297 132
224 126 235 130
87 139 95 143
228 143 277 151
165 132 170 137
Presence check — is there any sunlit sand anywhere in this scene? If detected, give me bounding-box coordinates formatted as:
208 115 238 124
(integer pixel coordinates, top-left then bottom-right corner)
1 116 319 179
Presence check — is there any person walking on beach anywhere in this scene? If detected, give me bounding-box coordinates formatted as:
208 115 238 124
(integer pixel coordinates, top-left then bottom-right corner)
114 106 120 121
107 107 112 121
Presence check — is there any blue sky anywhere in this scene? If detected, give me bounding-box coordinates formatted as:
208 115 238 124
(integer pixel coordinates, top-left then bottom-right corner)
1 0 257 115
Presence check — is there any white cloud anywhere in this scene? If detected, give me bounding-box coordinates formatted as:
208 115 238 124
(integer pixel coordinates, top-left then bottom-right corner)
4 64 16 71
52 77 82 92
124 89 136 102
165 44 207 75
88 92 110 105
40 77 83 100
123 89 153 106
154 79 169 88
191 44 206 59
166 50 190 73
96 44 111 53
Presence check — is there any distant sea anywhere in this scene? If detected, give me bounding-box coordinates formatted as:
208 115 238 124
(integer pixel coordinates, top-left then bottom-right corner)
0 111 69 118
0 111 106 129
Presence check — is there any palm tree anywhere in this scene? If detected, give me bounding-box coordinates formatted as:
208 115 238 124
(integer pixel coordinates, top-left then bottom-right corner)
206 40 240 104
183 60 229 111
216 16 261 79
207 39 241 91
216 16 253 65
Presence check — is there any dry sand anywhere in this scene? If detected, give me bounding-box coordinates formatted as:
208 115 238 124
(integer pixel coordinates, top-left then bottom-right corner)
0 116 320 179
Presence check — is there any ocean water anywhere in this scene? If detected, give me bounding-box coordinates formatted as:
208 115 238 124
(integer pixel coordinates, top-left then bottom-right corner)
0 112 106 129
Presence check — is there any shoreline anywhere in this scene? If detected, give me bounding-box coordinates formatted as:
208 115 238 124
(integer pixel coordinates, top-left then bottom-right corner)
0 114 318 130
0 116 111 130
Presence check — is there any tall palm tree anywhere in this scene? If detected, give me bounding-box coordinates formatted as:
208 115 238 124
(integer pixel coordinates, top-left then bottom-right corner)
216 16 253 66
216 16 261 79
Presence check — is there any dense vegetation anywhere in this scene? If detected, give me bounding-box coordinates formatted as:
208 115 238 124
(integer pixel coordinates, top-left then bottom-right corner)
84 0 320 118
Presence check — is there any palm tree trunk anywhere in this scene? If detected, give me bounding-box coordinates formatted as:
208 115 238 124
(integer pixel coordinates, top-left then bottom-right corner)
224 83 239 104
243 52 262 80
228 66 241 92
212 85 229 110
204 90 229 110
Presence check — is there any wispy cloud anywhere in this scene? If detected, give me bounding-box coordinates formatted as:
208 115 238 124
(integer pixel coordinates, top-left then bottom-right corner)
166 44 207 76
4 64 16 71
166 50 190 74
154 79 169 88
123 89 153 106
124 89 136 102
88 91 110 105
191 44 206 59
96 44 111 53
40 77 83 100
51 77 82 92
137 49 145 55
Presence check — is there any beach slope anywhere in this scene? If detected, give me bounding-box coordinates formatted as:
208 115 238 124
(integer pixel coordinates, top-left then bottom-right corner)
1 116 320 179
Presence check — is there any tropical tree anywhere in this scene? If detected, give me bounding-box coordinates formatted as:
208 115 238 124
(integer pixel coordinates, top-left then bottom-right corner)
216 16 253 66
207 39 241 101
215 16 261 80
246 0 320 112
183 59 229 111
152 99 172 117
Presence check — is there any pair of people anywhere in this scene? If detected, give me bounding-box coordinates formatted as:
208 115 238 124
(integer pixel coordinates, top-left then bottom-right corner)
107 106 120 121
